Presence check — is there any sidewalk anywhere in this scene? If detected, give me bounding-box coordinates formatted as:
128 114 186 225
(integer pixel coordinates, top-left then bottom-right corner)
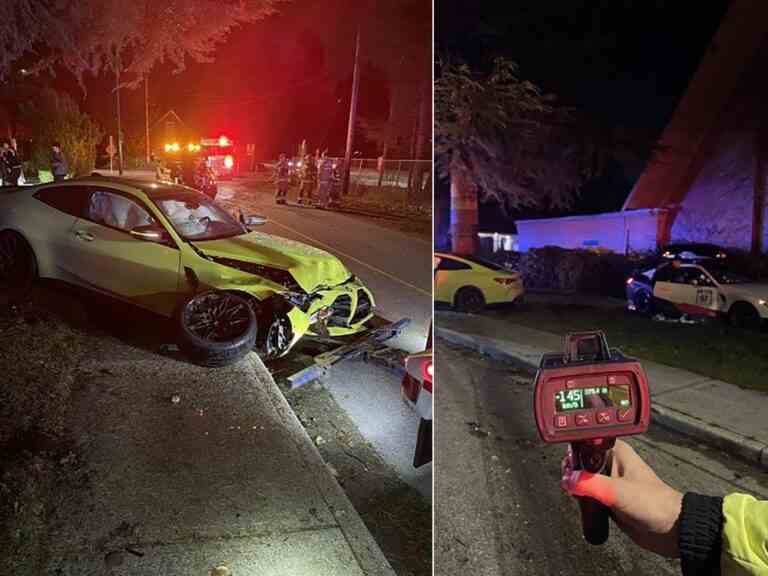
44 331 395 575
436 311 768 470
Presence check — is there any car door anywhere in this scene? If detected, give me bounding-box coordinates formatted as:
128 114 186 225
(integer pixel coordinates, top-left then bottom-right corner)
434 255 472 303
652 263 684 305
673 266 720 316
67 187 182 316
654 265 718 316
31 185 92 280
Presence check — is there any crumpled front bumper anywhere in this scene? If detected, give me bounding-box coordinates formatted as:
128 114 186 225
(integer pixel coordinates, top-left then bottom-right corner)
277 276 376 352
304 277 375 336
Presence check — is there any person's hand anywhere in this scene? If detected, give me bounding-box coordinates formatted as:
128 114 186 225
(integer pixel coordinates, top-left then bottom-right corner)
561 439 683 558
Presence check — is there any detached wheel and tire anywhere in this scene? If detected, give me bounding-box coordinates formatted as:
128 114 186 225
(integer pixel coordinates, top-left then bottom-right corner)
0 230 37 297
178 290 257 367
454 286 486 313
728 302 761 331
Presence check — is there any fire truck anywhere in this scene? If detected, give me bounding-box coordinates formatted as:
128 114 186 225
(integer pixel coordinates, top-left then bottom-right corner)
200 135 238 180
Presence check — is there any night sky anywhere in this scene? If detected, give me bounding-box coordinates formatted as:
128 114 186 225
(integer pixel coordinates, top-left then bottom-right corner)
47 0 430 161
436 0 731 233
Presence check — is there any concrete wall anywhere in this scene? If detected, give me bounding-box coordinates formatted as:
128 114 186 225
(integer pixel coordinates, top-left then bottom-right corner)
516 209 665 254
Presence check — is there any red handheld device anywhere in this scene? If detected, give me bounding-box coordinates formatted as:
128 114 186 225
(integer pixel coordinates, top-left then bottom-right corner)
533 331 650 544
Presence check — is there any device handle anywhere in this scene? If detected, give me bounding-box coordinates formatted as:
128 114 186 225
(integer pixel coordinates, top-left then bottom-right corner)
577 494 610 545
564 331 611 363
572 439 614 545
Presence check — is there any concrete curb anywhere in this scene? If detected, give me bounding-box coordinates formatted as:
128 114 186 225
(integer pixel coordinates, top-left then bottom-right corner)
436 327 768 472
248 355 397 576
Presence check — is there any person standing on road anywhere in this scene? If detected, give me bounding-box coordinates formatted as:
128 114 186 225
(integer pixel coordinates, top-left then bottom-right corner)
51 142 69 181
297 153 317 205
561 439 768 575
274 154 290 204
1 140 22 186
316 151 334 209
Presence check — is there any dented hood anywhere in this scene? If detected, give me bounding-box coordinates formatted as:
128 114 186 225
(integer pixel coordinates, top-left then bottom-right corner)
193 231 352 292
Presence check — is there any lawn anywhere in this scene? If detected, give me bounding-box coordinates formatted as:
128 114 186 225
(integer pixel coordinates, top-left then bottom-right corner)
496 303 768 392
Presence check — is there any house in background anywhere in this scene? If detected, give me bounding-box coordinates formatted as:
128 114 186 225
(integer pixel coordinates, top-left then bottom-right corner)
517 0 768 255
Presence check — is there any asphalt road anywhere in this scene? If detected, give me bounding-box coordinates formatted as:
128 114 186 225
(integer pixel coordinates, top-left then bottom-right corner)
220 177 433 498
436 338 768 576
217 177 432 352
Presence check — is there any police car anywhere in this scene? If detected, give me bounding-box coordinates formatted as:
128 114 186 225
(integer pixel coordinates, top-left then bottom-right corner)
626 258 768 329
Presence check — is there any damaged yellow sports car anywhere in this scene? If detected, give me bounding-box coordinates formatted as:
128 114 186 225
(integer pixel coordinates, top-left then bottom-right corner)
0 176 375 365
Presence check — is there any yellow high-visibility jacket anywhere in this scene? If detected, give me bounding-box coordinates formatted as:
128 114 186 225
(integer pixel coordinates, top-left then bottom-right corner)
722 494 768 574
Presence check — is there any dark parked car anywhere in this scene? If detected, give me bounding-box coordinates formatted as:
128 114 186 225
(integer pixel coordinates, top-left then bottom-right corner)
659 243 728 261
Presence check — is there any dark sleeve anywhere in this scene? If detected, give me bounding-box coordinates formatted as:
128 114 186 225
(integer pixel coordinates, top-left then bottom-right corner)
679 492 724 576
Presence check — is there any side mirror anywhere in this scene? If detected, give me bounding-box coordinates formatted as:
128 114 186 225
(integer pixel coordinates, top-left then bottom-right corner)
130 223 172 245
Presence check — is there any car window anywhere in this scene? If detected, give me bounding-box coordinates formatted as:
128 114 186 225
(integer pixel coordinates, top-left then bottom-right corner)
679 268 715 287
87 190 156 232
152 192 245 241
437 257 471 271
34 186 91 218
460 254 506 271
653 265 672 282
702 265 752 284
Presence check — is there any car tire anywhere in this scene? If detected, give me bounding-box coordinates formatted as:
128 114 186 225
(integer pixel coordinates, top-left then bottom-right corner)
0 230 38 298
177 290 257 367
454 286 486 313
632 289 654 316
728 302 761 331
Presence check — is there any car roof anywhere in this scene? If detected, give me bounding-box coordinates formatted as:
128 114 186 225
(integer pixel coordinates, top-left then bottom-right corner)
59 175 200 198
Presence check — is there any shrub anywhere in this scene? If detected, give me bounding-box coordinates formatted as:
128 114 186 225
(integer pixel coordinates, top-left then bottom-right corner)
18 89 102 177
482 246 643 298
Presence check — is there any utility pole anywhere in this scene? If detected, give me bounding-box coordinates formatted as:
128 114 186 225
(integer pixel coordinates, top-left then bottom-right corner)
145 76 151 164
115 50 124 175
341 27 361 197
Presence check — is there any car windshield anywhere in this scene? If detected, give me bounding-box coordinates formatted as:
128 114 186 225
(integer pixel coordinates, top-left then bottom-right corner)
702 265 752 284
152 191 245 241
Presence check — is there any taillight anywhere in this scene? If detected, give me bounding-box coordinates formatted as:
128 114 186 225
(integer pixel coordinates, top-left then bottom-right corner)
224 155 234 169
494 277 517 285
423 360 432 382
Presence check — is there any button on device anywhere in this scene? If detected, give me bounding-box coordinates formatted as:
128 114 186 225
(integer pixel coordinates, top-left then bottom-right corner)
554 415 568 428
596 411 611 424
575 413 590 426
617 408 633 422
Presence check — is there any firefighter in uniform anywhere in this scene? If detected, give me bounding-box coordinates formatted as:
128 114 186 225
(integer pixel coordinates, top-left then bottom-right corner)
274 154 290 204
297 153 317 205
316 152 334 209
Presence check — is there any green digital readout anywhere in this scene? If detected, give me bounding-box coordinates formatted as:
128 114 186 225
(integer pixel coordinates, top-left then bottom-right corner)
555 384 631 412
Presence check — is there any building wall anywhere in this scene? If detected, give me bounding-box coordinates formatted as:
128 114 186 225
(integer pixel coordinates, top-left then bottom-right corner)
669 34 768 251
516 210 664 254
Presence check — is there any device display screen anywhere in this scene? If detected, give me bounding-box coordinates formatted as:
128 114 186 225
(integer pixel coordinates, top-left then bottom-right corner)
554 384 631 412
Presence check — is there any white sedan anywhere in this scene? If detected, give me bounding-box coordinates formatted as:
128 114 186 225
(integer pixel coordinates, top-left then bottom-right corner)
626 260 768 329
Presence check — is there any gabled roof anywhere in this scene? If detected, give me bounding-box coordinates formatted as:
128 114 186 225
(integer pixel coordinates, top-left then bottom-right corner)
623 0 768 210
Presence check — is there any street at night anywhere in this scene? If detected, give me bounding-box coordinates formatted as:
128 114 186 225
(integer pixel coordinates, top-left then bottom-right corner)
0 0 431 573
435 339 768 576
